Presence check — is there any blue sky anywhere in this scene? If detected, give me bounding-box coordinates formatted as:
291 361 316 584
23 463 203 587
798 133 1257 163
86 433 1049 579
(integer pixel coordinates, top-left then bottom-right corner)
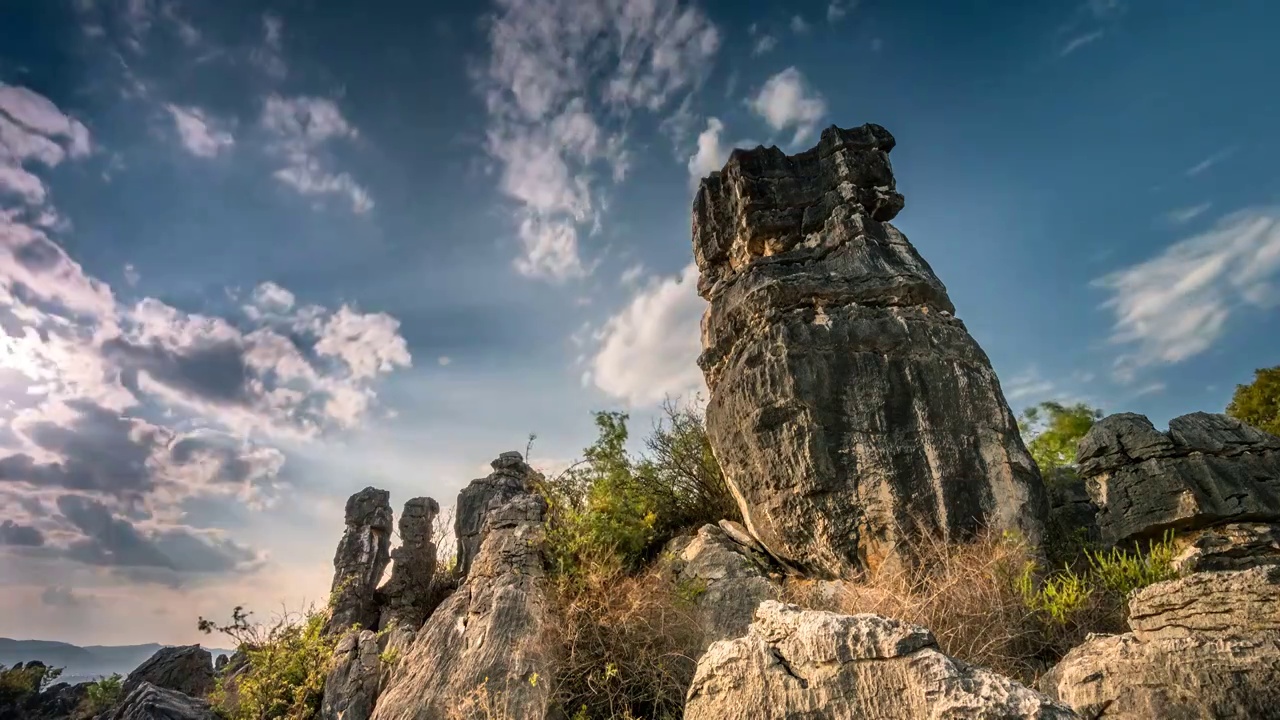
1 0 1278 645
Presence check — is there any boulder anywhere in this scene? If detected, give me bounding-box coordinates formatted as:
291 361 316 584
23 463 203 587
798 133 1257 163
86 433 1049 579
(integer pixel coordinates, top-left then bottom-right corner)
320 629 381 720
665 524 781 643
101 682 218 720
379 497 440 634
684 600 1076 719
327 487 393 633
372 457 552 720
1076 412 1280 545
454 451 531 579
122 645 214 699
1041 567 1280 718
1044 472 1101 565
692 124 1048 577
1173 522 1280 573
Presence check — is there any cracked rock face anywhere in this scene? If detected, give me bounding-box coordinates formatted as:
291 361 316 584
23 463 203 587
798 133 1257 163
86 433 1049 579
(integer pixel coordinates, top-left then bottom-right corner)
455 451 532 579
102 682 219 720
1041 567 1280 719
328 487 393 633
372 457 551 720
693 124 1048 576
1076 412 1280 545
380 496 440 633
685 601 1075 720
122 645 215 699
664 523 781 643
320 629 382 720
1173 522 1280 573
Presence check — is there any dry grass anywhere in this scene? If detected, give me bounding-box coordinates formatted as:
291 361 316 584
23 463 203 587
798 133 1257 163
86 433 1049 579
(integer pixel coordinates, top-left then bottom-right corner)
783 531 1126 685
545 558 706 720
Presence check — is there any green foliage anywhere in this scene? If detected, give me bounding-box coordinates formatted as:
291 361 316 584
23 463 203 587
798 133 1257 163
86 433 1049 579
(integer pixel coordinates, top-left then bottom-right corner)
539 399 737 578
1227 365 1280 436
199 604 341 720
0 663 63 705
1017 563 1093 626
1086 531 1179 597
84 673 123 713
1018 401 1104 473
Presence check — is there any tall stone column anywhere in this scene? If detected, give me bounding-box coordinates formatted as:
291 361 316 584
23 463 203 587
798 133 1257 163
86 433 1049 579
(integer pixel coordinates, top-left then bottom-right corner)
693 123 1047 577
327 486 393 632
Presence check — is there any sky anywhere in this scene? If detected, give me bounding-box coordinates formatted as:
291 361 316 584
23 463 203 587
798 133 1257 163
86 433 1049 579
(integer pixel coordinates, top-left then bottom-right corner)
1 0 1278 646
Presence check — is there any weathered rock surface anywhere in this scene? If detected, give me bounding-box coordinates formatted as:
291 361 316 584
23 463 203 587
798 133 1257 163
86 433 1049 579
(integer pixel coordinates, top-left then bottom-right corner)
1041 567 1280 718
321 629 381 720
101 682 218 720
1045 471 1101 564
685 600 1075 719
1077 412 1280 545
454 451 531 579
665 524 781 643
372 455 551 720
122 645 215 699
1173 522 1280 573
693 124 1048 576
379 497 440 633
328 487 393 633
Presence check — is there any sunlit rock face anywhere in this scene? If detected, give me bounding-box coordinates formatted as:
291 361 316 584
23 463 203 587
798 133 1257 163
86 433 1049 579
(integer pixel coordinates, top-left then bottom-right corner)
692 124 1048 577
327 486 393 633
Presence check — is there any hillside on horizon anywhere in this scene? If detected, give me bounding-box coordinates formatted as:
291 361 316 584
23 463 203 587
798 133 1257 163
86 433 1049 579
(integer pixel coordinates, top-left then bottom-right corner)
0 638 235 684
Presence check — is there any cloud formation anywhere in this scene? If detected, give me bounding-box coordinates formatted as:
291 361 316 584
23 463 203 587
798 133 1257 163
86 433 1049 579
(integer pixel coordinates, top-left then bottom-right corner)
479 0 720 282
261 95 373 214
165 105 234 158
1096 208 1280 381
747 67 827 147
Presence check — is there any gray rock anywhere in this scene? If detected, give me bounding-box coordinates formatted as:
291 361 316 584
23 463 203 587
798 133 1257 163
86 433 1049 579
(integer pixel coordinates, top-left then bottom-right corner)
213 654 227 672
1076 412 1280 545
327 487 393 633
454 452 531 579
685 600 1076 719
372 474 552 720
379 497 440 633
321 630 381 720
666 524 781 643
1173 522 1280 573
122 645 214 699
101 682 218 720
693 124 1048 577
1045 472 1101 564
1041 567 1280 718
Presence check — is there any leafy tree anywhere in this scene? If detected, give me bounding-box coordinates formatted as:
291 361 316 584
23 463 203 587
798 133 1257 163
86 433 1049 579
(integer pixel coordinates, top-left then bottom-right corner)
1227 365 1280 436
84 674 123 713
1017 401 1104 474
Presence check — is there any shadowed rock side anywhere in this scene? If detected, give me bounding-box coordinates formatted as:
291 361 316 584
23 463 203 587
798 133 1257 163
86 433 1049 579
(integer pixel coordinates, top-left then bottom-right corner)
455 451 532 579
121 645 215 699
372 455 552 720
1076 412 1280 545
684 601 1076 720
102 682 219 720
379 496 440 633
321 630 382 720
328 487 393 633
1041 566 1280 719
692 123 1047 576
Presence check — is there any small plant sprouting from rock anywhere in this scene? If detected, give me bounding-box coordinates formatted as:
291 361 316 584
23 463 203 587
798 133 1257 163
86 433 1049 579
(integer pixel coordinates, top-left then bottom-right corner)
84 673 123 714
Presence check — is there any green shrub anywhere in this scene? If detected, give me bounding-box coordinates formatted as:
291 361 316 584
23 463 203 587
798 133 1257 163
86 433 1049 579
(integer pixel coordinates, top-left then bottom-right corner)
539 399 738 579
198 604 342 720
1085 531 1178 597
0 663 62 705
84 673 123 713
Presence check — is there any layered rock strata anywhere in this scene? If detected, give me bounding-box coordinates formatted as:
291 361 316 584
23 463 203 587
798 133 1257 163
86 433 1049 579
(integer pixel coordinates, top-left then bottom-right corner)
692 123 1047 576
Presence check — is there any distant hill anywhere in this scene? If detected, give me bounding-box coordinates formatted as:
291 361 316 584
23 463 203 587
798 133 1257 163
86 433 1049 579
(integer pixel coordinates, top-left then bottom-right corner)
0 638 236 684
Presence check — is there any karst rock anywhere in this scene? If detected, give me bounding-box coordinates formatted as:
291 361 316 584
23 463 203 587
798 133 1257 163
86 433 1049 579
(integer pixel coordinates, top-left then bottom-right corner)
327 486 393 633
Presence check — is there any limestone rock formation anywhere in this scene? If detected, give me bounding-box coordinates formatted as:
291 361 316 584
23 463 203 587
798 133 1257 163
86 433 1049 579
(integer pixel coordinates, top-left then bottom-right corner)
1173 522 1280 573
1076 412 1280 545
1045 474 1101 565
122 645 215 699
328 487 393 633
101 682 219 720
455 451 531 579
1041 567 1280 718
684 600 1076 719
372 455 552 720
321 630 382 720
380 496 440 633
664 524 781 642
692 123 1048 576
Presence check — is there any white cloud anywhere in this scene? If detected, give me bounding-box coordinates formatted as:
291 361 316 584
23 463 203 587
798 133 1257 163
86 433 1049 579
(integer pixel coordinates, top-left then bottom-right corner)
790 15 810 34
590 263 706 406
828 1 855 23
123 263 140 287
251 12 288 80
687 117 728 187
1096 208 1280 381
0 84 91 208
1060 30 1104 56
437 356 451 366
261 95 372 214
747 67 827 147
480 0 720 282
752 34 777 56
164 105 233 158
1165 202 1211 225
1185 147 1236 177
619 263 645 285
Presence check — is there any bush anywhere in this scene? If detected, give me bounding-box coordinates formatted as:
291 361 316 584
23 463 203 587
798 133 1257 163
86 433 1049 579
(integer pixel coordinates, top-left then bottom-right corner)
545 564 706 720
84 673 123 713
198 604 341 720
0 662 62 705
539 399 738 578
